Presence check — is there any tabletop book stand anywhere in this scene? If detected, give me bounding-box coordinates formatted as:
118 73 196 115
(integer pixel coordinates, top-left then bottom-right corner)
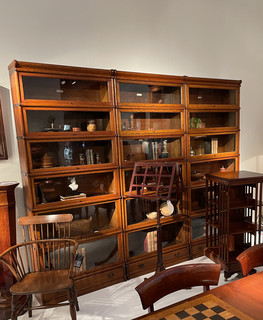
128 162 184 273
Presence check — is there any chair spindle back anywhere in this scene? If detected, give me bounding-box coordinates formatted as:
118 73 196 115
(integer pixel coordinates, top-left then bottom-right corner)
0 239 78 281
18 214 73 241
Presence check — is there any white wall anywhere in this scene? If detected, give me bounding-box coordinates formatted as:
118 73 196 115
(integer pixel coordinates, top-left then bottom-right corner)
0 0 263 229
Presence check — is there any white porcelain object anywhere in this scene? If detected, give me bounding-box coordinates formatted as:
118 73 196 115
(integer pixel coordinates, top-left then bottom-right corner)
146 211 157 219
160 201 174 216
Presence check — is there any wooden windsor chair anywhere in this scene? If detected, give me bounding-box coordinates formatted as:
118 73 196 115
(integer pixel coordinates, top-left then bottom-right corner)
17 214 80 316
0 238 79 320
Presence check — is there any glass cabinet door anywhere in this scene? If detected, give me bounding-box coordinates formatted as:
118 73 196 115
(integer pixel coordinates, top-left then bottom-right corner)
122 168 134 194
21 75 111 103
120 137 182 164
117 83 181 105
121 165 185 196
75 235 119 272
28 139 115 170
39 201 121 238
127 221 185 258
119 111 182 133
188 87 237 106
125 197 184 226
191 216 206 241
189 133 237 157
188 111 238 131
33 171 118 205
189 158 237 185
189 188 206 214
25 109 113 134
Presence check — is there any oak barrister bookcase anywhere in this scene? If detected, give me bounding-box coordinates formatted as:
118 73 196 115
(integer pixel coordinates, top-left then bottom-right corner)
8 60 241 303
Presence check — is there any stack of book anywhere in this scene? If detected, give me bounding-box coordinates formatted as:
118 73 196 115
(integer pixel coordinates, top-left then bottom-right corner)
211 137 218 154
60 193 86 201
144 230 157 252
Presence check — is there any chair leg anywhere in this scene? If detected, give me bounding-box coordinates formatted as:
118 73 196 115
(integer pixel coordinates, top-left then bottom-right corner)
68 287 77 320
28 294 33 317
11 294 18 320
203 284 210 292
148 305 154 313
73 285 80 312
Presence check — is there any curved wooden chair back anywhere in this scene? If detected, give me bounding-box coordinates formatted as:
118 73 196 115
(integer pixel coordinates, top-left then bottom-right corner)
18 214 73 241
236 243 263 276
0 238 78 319
135 263 221 313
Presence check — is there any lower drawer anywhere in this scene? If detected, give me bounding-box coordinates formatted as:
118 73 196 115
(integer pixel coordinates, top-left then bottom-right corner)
127 246 189 279
191 240 206 258
163 246 189 265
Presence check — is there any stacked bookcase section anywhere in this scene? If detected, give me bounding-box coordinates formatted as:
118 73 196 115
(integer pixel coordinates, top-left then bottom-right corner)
8 61 123 303
185 77 241 259
115 71 189 278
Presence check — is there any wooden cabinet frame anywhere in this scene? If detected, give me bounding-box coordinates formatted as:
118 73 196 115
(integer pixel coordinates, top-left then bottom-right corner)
9 60 242 300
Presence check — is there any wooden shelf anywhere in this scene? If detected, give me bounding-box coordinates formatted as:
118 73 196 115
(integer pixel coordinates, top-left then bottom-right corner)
207 197 255 210
208 220 256 234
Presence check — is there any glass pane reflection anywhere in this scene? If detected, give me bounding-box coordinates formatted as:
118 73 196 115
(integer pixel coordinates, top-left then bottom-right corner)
190 134 236 156
30 140 112 169
34 172 115 204
23 76 109 102
120 112 181 131
192 217 206 240
119 83 181 104
75 236 118 272
26 110 111 133
40 202 118 238
189 112 236 129
122 138 181 162
189 88 236 105
128 222 185 257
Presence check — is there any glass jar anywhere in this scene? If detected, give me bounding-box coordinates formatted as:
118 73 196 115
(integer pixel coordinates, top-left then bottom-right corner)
87 120 96 132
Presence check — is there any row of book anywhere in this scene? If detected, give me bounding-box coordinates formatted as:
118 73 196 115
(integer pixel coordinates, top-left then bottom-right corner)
203 137 218 154
211 137 218 154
